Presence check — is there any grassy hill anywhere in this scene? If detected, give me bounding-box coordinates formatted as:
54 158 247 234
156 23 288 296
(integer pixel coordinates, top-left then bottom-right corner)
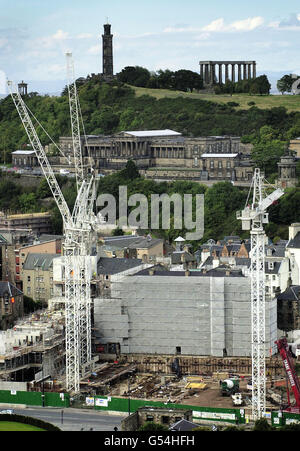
131 86 300 113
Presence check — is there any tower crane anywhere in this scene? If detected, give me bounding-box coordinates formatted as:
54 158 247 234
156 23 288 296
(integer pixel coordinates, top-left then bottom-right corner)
7 54 99 394
237 168 284 421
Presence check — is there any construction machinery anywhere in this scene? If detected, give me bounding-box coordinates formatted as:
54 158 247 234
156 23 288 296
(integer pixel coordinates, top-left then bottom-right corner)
220 378 240 396
237 168 284 420
7 53 99 394
276 337 300 413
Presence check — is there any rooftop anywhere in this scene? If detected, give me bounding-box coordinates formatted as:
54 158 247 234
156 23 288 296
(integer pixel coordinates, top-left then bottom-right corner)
123 129 182 137
0 281 23 298
287 232 300 249
23 253 58 271
97 257 143 275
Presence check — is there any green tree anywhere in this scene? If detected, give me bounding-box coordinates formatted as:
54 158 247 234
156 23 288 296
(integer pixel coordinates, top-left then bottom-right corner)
138 422 169 431
277 74 295 94
117 66 151 88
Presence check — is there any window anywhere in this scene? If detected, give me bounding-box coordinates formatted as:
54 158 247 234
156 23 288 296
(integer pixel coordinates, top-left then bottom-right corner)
161 416 170 424
27 276 31 282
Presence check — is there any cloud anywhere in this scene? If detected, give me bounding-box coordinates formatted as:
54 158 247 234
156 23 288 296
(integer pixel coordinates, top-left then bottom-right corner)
203 16 264 32
77 33 93 39
269 13 300 30
88 44 101 55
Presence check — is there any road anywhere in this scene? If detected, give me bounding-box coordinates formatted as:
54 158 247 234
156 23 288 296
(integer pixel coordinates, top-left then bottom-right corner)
13 407 126 431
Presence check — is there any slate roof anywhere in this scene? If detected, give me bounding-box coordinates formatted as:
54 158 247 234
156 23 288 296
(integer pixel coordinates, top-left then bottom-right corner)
287 232 300 249
102 235 163 250
23 253 58 271
97 257 143 275
136 266 244 277
169 419 198 431
265 260 282 274
0 234 8 245
0 281 23 297
277 285 300 302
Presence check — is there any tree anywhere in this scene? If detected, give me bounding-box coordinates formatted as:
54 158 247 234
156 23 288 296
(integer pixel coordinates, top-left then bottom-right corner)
250 75 271 95
119 160 140 180
117 66 151 88
252 418 274 431
277 74 295 95
138 422 168 431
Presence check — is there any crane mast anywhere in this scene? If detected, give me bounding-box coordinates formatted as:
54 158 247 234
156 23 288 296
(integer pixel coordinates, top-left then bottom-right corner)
66 52 85 192
8 59 96 393
237 168 284 420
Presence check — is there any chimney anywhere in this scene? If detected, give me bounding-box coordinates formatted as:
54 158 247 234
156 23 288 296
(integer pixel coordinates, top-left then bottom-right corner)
226 269 231 276
213 257 219 269
289 223 300 241
149 268 155 276
185 270 190 277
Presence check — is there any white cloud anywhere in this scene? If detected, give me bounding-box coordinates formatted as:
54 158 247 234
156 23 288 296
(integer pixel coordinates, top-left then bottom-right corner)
53 29 69 40
202 16 264 32
88 44 101 55
77 33 93 39
202 18 225 32
269 13 300 30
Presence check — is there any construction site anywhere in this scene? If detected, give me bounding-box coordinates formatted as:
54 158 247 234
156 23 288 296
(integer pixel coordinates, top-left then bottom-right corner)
1 51 300 429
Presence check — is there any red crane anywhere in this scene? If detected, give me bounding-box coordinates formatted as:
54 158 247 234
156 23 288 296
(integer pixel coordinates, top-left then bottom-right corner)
275 338 300 413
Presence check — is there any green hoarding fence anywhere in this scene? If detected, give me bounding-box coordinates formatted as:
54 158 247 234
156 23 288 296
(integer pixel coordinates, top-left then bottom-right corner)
272 410 300 427
0 390 70 408
88 395 245 424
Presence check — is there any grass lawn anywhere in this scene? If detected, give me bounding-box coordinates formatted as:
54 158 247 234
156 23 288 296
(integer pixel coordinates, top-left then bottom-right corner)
131 86 300 112
0 421 45 431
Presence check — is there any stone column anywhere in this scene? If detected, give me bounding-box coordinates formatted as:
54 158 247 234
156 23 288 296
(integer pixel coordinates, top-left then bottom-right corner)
253 62 256 79
205 64 209 84
218 64 223 84
243 64 247 80
200 64 204 80
248 64 252 79
238 64 242 82
231 64 235 83
210 63 215 84
225 64 229 83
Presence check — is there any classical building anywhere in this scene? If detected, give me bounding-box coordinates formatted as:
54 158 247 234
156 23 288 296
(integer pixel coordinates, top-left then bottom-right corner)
11 150 38 168
199 61 257 86
58 130 254 183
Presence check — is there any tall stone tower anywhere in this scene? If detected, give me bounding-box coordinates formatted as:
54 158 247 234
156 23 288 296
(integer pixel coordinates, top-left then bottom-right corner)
102 23 114 80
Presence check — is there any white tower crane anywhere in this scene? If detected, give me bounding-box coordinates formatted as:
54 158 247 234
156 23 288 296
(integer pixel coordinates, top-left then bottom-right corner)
237 168 284 420
8 56 98 393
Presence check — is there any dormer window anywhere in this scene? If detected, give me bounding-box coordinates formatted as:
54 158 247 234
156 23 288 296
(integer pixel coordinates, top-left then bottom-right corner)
268 262 274 270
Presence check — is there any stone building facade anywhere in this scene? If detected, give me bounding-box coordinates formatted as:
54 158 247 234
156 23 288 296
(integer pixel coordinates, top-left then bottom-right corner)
58 130 253 183
0 282 23 331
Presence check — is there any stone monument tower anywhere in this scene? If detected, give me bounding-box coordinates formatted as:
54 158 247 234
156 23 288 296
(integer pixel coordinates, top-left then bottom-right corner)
102 23 114 81
278 146 298 188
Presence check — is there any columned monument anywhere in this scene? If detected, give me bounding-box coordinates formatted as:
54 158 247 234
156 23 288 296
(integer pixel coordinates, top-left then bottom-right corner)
199 61 256 86
102 23 114 81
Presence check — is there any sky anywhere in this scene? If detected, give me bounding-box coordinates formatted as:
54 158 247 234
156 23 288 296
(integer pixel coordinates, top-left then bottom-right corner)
1 0 300 94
